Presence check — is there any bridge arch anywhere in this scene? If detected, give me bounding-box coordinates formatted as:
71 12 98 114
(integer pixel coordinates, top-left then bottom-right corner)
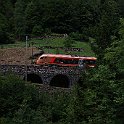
24 73 43 84
50 74 70 88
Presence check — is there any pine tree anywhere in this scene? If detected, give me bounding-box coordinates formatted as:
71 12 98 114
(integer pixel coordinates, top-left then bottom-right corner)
14 0 26 40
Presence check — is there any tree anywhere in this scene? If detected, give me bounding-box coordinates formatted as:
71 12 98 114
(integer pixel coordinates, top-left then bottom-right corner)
0 0 15 44
25 0 46 36
65 18 124 124
0 13 12 44
14 0 26 40
32 25 44 36
103 18 124 124
90 0 120 59
118 0 124 17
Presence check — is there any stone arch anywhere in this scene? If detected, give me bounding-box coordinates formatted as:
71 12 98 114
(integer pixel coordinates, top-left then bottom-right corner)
24 73 43 84
50 74 70 88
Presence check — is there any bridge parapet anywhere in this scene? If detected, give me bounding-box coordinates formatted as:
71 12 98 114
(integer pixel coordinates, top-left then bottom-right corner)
0 64 84 88
0 64 82 74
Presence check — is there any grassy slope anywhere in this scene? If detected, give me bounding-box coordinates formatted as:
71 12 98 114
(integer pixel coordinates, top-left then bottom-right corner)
0 38 95 57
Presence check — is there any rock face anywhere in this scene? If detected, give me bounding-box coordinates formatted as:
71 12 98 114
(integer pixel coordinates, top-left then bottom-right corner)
0 47 40 65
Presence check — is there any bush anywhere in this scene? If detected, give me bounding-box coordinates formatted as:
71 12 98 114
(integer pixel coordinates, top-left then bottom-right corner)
32 25 44 36
0 32 15 44
69 32 88 42
0 73 71 123
0 73 40 118
63 36 75 48
0 73 26 117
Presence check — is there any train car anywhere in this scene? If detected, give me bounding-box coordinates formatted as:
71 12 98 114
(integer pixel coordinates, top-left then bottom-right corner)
35 54 78 66
35 54 97 68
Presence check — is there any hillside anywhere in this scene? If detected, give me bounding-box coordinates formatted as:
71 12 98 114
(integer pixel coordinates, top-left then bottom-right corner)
0 47 40 65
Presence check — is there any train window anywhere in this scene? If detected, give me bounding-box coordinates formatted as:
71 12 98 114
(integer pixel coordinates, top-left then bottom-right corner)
40 57 44 59
54 58 63 63
72 59 78 64
86 60 96 64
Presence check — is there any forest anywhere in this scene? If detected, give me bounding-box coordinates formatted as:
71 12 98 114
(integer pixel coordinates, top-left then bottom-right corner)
0 0 123 43
0 0 124 123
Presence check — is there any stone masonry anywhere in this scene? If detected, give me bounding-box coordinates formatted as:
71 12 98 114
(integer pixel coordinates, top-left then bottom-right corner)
0 64 84 88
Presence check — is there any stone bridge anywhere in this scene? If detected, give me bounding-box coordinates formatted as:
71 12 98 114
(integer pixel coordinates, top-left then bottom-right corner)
0 64 84 88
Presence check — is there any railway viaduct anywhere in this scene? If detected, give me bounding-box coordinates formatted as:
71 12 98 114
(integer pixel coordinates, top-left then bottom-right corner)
0 64 84 88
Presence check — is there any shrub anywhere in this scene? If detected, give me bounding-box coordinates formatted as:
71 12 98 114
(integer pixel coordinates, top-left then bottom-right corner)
63 36 75 48
69 32 88 42
0 73 40 118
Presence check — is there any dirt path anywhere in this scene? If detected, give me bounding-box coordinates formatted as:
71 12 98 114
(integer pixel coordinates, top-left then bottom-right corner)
0 47 40 65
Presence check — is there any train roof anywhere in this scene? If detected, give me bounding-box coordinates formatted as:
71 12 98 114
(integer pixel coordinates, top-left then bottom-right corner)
79 56 97 60
38 54 97 60
39 54 72 58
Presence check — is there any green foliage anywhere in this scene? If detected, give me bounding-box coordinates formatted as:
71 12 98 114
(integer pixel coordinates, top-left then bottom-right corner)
57 39 123 123
118 0 124 17
0 68 124 124
32 25 44 36
0 13 14 44
0 37 94 56
0 73 26 117
63 37 75 48
104 18 124 76
69 32 88 42
14 0 26 40
0 73 70 123
90 0 120 57
0 0 124 124
0 0 121 45
74 65 123 124
0 73 40 118
103 21 124 124
84 18 124 124
10 102 48 124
